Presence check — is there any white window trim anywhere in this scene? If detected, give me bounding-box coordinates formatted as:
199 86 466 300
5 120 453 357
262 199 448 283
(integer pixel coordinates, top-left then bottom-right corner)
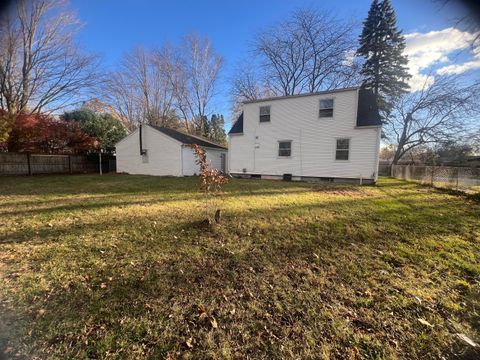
259 105 271 123
334 137 350 162
278 140 292 158
319 97 335 119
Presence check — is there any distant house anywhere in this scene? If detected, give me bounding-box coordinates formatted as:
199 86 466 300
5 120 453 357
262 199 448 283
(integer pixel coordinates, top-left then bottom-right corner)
115 125 227 176
228 87 382 183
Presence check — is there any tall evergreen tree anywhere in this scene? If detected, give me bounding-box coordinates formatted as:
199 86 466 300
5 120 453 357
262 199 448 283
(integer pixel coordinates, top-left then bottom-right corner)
357 0 411 117
209 114 227 146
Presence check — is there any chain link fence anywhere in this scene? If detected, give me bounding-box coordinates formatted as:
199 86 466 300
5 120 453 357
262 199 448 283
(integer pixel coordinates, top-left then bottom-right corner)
391 164 480 193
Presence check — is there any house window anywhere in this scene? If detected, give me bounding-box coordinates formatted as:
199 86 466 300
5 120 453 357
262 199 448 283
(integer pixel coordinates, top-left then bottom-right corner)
335 139 349 160
278 141 292 157
319 99 334 118
259 106 271 122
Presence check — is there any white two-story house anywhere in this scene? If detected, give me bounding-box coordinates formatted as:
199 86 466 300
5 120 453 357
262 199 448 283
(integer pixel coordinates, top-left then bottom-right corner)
228 87 382 183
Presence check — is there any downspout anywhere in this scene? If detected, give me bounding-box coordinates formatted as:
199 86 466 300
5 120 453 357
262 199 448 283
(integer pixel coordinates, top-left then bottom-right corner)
181 145 184 176
227 136 231 174
374 127 381 182
299 128 303 177
139 124 146 155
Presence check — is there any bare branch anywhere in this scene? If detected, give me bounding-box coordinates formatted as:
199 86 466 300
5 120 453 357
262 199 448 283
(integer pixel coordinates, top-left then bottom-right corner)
386 74 480 164
0 0 100 115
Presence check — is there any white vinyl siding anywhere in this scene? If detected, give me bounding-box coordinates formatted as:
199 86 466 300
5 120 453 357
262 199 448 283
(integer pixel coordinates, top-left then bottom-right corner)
116 125 227 177
181 147 227 176
228 89 380 180
116 125 182 176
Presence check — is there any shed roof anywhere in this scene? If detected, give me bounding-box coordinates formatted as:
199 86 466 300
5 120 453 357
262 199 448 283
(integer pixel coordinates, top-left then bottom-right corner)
150 125 227 150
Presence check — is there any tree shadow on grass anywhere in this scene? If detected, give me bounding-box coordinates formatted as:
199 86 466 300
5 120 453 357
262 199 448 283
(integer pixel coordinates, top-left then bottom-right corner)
5 203 479 359
1 178 479 357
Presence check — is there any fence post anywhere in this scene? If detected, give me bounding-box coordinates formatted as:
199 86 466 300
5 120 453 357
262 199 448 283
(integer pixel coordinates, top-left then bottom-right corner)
68 155 73 174
430 164 434 186
27 153 32 176
455 167 459 191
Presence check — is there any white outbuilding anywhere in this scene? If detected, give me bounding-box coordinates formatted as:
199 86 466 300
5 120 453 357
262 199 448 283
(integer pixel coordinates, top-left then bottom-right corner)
115 124 228 176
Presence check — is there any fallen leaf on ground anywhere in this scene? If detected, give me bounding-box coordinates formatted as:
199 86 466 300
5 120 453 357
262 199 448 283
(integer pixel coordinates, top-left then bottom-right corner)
210 317 218 329
456 333 478 347
418 318 434 327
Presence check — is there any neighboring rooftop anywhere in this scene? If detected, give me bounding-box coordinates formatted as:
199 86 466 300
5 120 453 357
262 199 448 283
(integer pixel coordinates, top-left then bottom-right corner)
150 125 228 150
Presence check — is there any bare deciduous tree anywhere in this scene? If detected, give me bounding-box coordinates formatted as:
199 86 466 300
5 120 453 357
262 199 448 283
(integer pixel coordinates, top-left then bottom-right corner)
105 34 223 135
229 61 277 117
0 0 99 115
254 9 360 96
104 46 177 129
387 75 480 164
173 34 223 134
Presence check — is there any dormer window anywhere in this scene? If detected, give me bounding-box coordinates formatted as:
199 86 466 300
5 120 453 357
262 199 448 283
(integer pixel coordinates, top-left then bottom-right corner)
259 106 271 122
319 99 334 118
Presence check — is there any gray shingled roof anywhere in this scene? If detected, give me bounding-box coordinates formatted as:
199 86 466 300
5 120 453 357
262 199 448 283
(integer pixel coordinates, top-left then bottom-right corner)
150 125 227 150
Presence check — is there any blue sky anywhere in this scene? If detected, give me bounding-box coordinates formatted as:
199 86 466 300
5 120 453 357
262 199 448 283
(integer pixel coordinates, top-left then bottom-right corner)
70 0 478 124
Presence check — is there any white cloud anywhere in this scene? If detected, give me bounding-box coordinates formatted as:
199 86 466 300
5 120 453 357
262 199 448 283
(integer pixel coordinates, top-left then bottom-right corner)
404 27 480 91
437 56 480 75
408 73 435 92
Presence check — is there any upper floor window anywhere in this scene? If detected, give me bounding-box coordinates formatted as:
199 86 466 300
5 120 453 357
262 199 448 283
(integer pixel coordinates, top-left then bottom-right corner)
335 138 349 160
278 141 292 157
259 105 271 122
319 99 334 118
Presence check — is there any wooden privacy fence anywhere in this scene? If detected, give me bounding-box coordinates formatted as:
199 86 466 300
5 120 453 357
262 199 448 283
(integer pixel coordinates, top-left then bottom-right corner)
0 152 115 176
378 163 391 176
391 164 480 193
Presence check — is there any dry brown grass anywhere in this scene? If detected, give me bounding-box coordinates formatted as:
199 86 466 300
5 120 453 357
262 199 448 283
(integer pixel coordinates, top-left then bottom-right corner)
0 175 479 359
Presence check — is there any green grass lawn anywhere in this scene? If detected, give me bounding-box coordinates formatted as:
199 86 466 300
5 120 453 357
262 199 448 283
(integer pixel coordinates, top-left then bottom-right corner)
0 175 479 359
